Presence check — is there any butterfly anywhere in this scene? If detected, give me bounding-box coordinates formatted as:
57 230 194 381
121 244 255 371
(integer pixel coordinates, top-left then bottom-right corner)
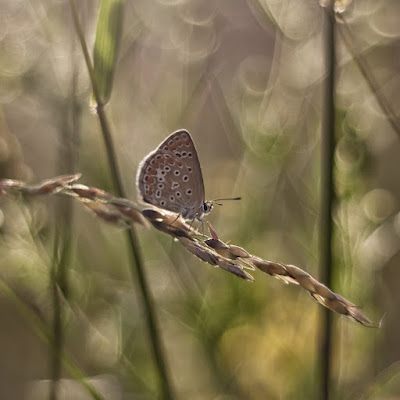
136 129 214 221
137 129 241 222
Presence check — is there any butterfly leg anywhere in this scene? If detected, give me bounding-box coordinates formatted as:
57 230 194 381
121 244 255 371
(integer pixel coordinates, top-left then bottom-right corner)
168 212 194 234
190 217 204 234
188 218 197 233
170 212 182 225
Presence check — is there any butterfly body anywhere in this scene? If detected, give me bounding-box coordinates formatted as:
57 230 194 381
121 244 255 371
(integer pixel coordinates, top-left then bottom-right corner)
137 130 212 221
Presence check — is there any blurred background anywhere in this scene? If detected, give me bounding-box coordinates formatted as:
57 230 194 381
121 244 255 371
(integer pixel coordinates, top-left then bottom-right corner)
0 0 399 399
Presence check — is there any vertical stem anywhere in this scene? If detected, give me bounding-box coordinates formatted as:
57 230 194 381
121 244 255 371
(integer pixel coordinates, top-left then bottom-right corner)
319 5 336 400
49 165 77 398
50 230 72 400
50 47 80 400
97 105 175 400
50 235 62 400
69 2 174 399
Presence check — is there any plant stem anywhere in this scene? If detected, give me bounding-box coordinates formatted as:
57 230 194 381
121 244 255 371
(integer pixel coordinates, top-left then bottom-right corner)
50 46 80 400
68 1 174 398
319 5 336 400
97 103 175 400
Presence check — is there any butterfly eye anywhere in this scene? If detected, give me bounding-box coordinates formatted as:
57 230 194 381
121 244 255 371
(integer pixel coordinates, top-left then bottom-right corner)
202 203 212 213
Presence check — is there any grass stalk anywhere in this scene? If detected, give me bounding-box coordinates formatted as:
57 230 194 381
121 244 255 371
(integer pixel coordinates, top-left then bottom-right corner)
50 229 72 400
50 47 80 400
319 5 336 400
68 1 174 398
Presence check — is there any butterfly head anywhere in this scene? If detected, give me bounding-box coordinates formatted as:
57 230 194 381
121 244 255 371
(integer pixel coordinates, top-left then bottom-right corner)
202 201 214 216
198 197 241 220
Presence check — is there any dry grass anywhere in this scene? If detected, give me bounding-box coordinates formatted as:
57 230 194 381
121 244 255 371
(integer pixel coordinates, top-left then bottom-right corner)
0 174 377 328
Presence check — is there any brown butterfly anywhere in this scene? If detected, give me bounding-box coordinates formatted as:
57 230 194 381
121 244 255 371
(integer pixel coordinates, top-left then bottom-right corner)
136 129 239 221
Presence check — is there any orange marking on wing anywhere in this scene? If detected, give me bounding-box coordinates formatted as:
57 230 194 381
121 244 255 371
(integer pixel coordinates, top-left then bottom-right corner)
153 160 162 168
146 176 155 184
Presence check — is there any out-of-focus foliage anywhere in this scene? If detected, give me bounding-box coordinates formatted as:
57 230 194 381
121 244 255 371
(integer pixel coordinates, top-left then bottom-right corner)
92 0 125 106
0 1 399 399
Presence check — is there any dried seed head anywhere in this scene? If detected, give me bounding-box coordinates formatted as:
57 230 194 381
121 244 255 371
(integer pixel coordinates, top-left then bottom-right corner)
114 205 148 226
28 174 81 195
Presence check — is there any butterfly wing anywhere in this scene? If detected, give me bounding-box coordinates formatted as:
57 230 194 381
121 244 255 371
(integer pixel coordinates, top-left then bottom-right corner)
137 130 206 219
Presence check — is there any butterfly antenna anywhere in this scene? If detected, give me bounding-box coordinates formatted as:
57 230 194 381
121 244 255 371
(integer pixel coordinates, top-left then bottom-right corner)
209 197 241 207
211 197 241 202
